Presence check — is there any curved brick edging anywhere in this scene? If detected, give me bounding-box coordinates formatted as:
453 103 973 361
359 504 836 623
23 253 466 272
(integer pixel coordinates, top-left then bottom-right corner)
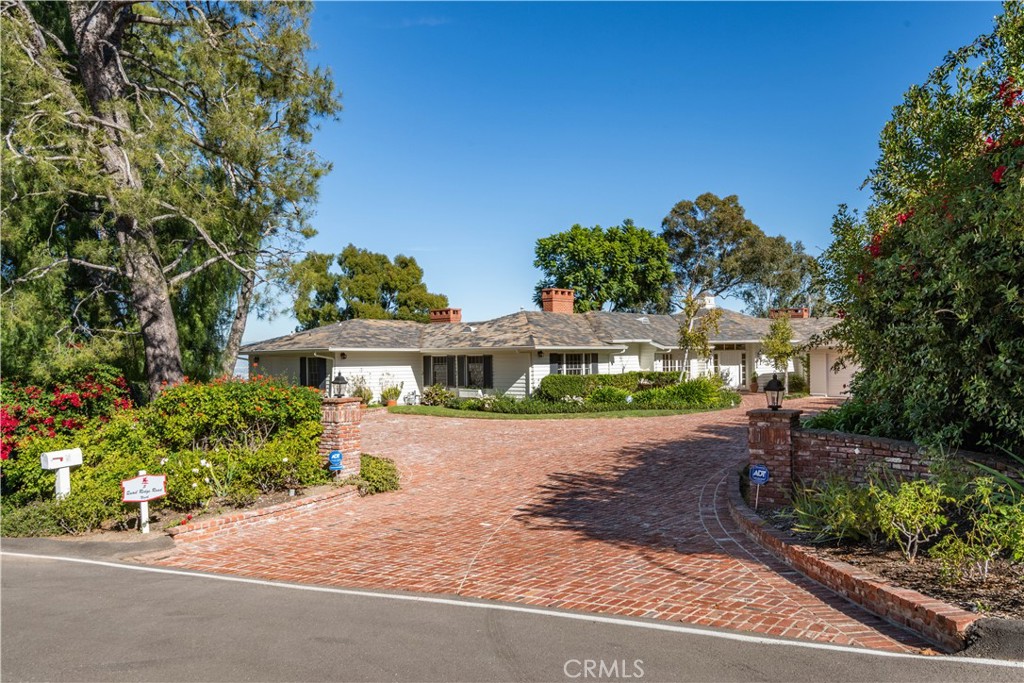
726 477 978 653
167 486 357 542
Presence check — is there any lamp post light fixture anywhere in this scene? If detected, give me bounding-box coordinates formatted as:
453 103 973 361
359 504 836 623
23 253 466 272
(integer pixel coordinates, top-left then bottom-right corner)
764 373 785 411
330 374 349 398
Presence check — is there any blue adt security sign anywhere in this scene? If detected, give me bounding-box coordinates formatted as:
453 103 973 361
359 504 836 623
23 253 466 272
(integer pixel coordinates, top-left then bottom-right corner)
749 464 770 486
328 451 345 471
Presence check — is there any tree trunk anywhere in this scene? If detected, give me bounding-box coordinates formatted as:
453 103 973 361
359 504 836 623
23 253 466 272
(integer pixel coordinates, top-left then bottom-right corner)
119 218 185 396
70 2 184 395
220 270 255 377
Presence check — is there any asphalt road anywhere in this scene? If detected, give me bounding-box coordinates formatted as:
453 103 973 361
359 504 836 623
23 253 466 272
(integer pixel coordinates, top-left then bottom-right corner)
2 551 1022 683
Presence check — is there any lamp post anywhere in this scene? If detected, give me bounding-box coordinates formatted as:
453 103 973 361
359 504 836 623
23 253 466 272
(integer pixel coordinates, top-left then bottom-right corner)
330 375 349 399
764 373 784 410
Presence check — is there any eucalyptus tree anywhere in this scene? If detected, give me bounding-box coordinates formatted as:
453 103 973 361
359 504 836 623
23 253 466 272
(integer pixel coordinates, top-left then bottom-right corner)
1 1 339 394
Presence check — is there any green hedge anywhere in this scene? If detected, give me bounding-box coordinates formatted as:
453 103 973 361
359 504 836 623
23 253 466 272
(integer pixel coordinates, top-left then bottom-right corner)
537 371 681 401
441 377 739 415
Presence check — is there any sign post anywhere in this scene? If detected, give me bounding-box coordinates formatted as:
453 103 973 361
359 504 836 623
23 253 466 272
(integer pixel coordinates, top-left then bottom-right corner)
328 450 345 479
121 471 168 534
749 464 770 510
40 448 84 500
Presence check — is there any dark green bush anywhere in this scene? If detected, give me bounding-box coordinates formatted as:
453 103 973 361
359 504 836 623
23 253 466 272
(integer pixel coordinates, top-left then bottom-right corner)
358 454 400 495
788 374 808 393
144 376 322 451
536 372 680 401
802 399 911 441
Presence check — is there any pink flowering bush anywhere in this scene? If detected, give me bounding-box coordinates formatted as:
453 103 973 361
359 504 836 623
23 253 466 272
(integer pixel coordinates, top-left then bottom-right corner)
0 365 133 460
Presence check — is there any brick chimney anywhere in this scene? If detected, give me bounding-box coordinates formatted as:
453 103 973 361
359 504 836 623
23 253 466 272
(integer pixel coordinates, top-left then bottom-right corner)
769 307 810 319
429 308 462 324
540 288 575 314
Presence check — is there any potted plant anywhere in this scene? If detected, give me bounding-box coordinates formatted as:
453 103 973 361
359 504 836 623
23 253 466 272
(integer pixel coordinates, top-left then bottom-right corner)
749 376 759 393
379 373 404 406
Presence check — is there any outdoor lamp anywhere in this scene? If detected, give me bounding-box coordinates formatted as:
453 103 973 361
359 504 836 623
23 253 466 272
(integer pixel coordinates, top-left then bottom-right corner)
764 373 784 411
331 375 349 398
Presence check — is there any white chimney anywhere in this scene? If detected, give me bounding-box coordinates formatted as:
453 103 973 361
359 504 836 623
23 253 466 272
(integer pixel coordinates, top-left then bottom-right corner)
701 295 716 309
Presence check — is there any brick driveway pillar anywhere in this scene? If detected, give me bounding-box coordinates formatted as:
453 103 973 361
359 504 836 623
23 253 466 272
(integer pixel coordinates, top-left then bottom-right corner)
746 409 802 509
320 397 363 467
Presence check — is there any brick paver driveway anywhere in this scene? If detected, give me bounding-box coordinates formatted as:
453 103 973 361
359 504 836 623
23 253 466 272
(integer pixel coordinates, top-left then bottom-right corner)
152 396 928 653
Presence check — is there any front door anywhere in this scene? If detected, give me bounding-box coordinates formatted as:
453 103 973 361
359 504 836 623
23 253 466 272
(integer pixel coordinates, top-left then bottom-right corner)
714 351 745 389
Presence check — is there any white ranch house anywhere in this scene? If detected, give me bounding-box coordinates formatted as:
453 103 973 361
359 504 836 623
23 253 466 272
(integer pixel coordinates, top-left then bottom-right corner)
241 289 857 402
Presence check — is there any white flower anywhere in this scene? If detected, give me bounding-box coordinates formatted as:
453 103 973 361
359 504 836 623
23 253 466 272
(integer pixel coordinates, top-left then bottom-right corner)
191 482 198 488
204 477 210 484
160 458 168 465
200 459 208 467
191 468 200 474
281 457 289 463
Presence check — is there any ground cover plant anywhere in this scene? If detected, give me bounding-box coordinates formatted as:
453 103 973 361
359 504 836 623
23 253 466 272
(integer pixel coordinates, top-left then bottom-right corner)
415 373 739 415
0 375 331 536
784 455 1024 618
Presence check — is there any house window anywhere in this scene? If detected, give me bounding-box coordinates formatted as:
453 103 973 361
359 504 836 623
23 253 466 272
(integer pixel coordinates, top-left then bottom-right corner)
549 353 598 376
467 356 485 387
656 353 684 373
423 355 493 388
299 357 327 389
564 353 587 375
740 352 748 387
431 356 448 386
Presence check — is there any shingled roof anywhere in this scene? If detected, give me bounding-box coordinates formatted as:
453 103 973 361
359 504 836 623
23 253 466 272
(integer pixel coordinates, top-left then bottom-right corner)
241 308 839 353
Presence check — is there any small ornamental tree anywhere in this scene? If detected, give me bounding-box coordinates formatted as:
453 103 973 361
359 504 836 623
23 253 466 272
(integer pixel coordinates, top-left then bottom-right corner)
819 3 1024 454
761 316 795 393
677 294 723 380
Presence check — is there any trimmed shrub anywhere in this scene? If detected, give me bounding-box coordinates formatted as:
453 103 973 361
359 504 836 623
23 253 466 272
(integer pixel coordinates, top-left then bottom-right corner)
586 386 631 405
144 376 321 451
536 371 680 401
357 454 400 495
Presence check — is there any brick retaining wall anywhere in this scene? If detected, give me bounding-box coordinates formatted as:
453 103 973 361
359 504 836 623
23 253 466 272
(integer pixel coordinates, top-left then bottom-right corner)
746 410 1020 508
167 486 356 542
727 478 978 652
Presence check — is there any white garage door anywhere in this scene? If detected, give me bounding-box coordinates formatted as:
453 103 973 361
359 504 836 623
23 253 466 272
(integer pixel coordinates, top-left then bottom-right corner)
826 353 857 397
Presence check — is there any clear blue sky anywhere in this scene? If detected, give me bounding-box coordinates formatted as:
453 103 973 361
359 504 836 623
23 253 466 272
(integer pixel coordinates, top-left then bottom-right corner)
244 1 1002 343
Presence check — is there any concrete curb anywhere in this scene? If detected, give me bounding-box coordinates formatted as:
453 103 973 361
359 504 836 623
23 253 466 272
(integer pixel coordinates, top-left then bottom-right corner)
168 486 358 542
726 474 978 653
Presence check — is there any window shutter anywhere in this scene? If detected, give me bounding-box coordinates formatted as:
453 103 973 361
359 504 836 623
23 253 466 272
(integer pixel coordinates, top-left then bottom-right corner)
458 355 468 387
299 357 307 386
549 353 562 375
483 356 493 389
423 356 432 386
447 355 457 387
589 353 599 375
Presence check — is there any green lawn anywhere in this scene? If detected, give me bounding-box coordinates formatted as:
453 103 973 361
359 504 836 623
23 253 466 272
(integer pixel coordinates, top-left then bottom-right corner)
387 405 716 420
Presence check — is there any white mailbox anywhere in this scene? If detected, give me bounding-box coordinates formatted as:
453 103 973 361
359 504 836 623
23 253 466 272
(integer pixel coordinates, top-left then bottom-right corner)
40 447 83 500
40 447 83 470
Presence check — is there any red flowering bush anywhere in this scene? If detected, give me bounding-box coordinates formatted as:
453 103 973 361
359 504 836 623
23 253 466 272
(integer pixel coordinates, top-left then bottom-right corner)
0 365 133 460
818 4 1024 453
